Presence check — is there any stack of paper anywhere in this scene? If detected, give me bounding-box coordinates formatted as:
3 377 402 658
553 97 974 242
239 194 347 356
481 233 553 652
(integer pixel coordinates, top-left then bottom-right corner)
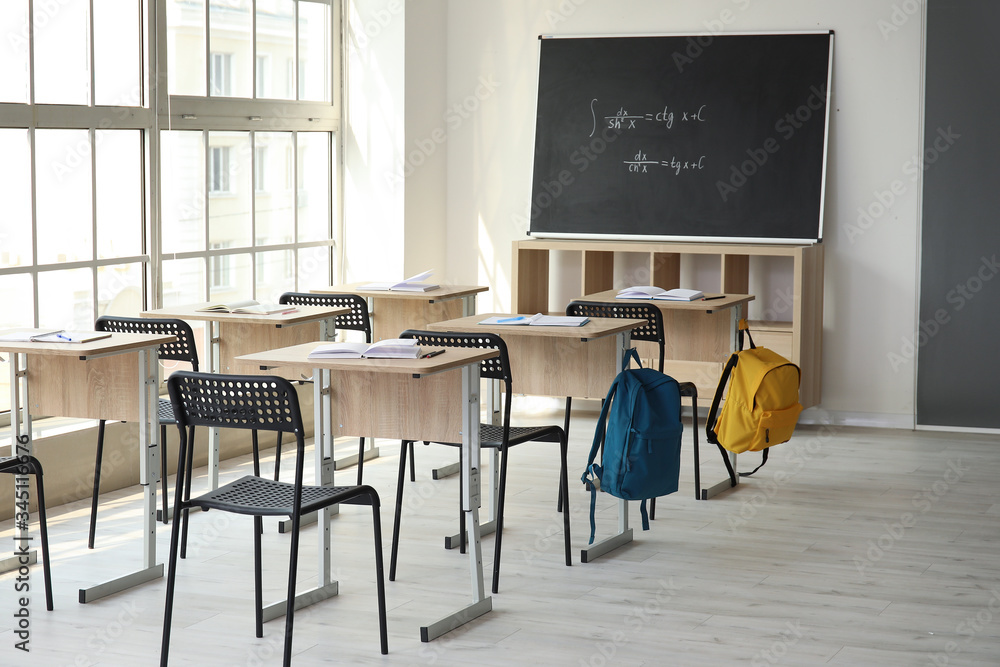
308 338 421 359
615 286 704 301
478 313 590 327
359 270 439 292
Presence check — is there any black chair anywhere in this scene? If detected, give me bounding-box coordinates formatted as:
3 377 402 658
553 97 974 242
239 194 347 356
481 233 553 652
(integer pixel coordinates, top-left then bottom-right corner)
0 453 53 611
160 372 388 665
389 330 571 595
91 316 199 547
564 301 667 517
270 292 393 484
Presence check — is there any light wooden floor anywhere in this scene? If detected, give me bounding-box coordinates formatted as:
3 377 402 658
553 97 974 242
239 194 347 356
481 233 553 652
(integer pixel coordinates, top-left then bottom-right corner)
2 403 1000 666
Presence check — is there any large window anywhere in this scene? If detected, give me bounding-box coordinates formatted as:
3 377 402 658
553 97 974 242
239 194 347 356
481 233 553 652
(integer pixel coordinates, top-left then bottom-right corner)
0 0 341 418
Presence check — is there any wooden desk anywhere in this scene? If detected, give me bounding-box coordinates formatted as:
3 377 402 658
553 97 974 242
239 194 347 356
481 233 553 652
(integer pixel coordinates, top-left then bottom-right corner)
0 330 175 602
580 291 754 500
580 291 754 406
426 314 645 561
237 343 497 642
312 283 488 342
140 304 349 487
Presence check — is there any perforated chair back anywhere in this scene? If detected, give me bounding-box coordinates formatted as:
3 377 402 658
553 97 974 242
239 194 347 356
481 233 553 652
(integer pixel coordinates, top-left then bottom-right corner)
279 292 371 342
400 328 511 386
167 371 302 436
566 300 665 371
95 315 199 369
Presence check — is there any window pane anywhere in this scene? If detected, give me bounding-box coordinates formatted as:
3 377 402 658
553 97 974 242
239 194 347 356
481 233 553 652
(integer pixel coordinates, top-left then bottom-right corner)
0 274 33 414
0 2 30 103
33 0 90 104
94 1 143 106
162 257 205 305
256 0 295 100
96 130 143 259
98 262 144 316
298 245 330 290
167 0 206 96
297 132 329 242
0 129 32 268
255 249 294 301
208 131 251 248
255 132 293 244
209 251 251 302
298 1 330 102
161 130 205 254
209 0 251 98
35 129 93 265
39 267 93 329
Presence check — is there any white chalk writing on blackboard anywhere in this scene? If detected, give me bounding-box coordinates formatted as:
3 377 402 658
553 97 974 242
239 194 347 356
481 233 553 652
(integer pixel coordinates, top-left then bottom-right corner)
624 150 706 174
597 104 707 131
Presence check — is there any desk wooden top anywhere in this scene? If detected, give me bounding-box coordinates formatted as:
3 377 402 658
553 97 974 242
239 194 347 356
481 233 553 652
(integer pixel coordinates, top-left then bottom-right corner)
580 290 755 312
141 303 349 326
314 283 489 302
425 313 647 340
0 329 176 358
236 342 497 376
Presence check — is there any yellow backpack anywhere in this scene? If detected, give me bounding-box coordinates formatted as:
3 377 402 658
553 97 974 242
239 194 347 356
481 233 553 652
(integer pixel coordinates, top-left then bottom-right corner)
706 320 803 480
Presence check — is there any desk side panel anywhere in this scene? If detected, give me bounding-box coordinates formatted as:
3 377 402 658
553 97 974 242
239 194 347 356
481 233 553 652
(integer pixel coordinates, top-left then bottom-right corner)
371 297 465 342
221 321 323 377
509 335 618 399
28 353 141 422
332 369 464 443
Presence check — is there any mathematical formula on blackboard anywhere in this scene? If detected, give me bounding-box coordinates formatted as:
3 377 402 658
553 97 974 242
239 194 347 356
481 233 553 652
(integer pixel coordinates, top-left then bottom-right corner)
624 150 706 175
589 99 707 136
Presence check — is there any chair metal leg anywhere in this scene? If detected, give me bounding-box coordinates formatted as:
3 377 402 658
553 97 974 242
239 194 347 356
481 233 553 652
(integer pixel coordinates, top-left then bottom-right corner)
28 461 54 611
559 434 572 567
389 441 409 581
160 492 186 666
179 442 195 560
273 432 282 481
254 516 264 638
160 424 169 525
491 447 510 595
408 442 416 482
370 496 389 655
356 437 366 485
251 430 261 478
89 419 107 549
283 510 302 666
557 397 572 512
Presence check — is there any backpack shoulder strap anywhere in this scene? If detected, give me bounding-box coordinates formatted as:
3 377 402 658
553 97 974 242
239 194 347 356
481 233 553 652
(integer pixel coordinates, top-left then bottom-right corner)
706 352 740 445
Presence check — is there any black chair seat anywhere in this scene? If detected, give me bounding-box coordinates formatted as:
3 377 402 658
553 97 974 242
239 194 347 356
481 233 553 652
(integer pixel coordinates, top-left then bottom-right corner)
479 423 564 448
158 399 176 424
192 476 376 517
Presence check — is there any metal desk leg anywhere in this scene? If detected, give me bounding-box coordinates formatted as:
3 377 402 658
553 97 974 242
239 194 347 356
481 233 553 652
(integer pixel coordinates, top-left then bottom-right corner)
264 366 338 620
580 331 636 563
698 306 742 500
80 347 163 602
421 362 492 641
431 294 478 482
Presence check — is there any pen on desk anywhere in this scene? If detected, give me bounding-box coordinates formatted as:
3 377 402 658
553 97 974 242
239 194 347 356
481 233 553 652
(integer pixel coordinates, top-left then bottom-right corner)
421 349 445 359
56 333 73 341
702 295 725 301
497 316 526 323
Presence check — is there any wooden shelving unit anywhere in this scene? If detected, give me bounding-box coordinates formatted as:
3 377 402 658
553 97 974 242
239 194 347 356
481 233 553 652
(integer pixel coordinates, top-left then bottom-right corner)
511 238 823 409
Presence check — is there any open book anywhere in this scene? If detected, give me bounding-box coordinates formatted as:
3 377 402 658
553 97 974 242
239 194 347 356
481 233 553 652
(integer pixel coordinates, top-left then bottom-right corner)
307 338 422 359
359 270 439 292
196 300 297 315
478 313 590 327
616 286 704 301
0 329 112 344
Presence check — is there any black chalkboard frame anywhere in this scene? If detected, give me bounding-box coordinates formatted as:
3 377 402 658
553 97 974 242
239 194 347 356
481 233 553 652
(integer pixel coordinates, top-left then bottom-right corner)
527 31 834 245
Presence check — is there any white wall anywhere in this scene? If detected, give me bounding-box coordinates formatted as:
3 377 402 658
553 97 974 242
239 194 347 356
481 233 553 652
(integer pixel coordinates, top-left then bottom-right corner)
347 0 926 427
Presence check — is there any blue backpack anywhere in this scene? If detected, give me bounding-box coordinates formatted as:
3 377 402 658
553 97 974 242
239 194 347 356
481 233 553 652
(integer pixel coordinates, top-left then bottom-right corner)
582 348 683 544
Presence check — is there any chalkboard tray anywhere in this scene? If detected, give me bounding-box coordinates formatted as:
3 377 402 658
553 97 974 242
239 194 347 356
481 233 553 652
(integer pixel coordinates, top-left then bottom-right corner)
528 32 834 243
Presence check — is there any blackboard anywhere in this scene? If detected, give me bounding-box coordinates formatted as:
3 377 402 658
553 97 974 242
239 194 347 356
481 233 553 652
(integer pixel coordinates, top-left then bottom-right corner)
528 32 834 243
